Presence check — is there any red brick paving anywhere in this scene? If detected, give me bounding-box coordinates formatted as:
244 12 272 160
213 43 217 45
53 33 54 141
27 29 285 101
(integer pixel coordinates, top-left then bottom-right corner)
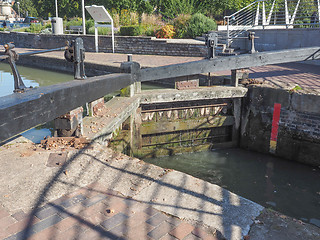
1 182 217 240
169 222 194 239
249 62 320 90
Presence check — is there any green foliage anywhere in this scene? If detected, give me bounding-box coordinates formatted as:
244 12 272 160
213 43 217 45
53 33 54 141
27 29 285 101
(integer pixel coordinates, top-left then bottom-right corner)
155 24 175 38
142 24 159 36
119 25 143 36
150 0 196 19
173 14 191 38
12 0 255 22
24 23 44 33
119 9 139 26
289 85 303 94
87 26 111 35
110 9 120 27
185 13 217 38
65 17 82 29
85 19 95 31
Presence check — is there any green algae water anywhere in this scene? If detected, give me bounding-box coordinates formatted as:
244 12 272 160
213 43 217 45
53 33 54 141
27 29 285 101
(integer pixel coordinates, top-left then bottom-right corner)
145 149 320 228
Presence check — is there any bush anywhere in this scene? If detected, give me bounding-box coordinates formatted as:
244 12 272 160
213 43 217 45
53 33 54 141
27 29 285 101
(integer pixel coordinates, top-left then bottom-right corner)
173 14 191 38
142 24 159 36
185 13 217 38
141 13 163 26
87 26 111 35
66 17 82 29
85 19 95 32
120 25 143 36
24 23 44 33
110 9 120 28
155 24 175 39
120 9 138 26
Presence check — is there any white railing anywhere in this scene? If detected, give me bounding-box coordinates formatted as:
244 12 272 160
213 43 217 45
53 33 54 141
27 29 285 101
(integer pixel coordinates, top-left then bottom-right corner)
223 0 320 47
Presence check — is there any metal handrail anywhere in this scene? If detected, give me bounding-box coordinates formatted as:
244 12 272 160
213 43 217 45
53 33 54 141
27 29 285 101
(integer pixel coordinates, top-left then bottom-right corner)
222 0 320 49
224 0 263 20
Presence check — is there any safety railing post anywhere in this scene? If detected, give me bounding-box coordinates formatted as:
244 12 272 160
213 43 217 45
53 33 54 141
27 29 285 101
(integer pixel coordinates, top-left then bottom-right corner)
226 17 230 48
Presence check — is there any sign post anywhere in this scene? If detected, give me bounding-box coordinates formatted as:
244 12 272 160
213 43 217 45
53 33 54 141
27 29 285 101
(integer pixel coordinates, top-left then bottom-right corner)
85 5 114 53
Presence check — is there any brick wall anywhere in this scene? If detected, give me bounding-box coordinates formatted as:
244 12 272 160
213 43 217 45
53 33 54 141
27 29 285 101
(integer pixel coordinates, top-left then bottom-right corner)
0 32 207 57
240 86 320 166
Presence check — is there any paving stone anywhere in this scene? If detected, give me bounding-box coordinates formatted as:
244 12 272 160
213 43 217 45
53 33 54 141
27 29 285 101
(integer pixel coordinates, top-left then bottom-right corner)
182 233 202 240
192 227 218 240
4 229 35 240
159 233 179 240
144 206 159 216
34 205 60 220
148 221 176 240
6 217 39 236
77 229 104 240
124 211 150 228
53 216 80 232
169 222 194 239
166 217 182 227
100 213 129 231
31 214 63 233
60 194 87 209
122 197 139 207
55 224 88 240
28 226 59 240
108 223 127 237
0 215 16 229
125 221 155 240
103 197 128 214
86 212 110 226
81 202 106 219
11 210 28 221
0 207 10 219
81 194 108 207
147 212 169 227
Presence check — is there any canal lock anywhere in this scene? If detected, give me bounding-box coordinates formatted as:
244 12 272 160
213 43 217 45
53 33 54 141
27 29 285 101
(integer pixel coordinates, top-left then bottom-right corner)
109 97 242 159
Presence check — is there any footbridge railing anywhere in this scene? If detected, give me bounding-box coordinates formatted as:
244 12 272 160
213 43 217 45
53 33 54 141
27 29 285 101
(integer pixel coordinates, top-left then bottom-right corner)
223 0 320 47
1 46 320 143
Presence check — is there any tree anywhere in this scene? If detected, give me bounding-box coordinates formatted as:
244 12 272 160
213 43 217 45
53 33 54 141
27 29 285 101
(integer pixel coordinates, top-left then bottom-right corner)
13 0 38 17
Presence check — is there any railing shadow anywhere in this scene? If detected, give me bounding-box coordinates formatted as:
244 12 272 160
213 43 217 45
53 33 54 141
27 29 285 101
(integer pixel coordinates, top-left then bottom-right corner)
4 129 258 240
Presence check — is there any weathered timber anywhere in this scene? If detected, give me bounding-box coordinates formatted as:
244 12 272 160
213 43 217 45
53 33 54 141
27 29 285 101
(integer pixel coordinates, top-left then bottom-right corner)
2 46 320 143
139 87 248 104
0 73 131 142
141 116 234 135
82 96 140 143
138 47 320 82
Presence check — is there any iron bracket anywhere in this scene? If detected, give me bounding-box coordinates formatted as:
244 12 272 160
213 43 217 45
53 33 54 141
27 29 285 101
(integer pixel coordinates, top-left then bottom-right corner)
248 31 257 54
65 37 86 80
4 43 28 93
205 32 218 59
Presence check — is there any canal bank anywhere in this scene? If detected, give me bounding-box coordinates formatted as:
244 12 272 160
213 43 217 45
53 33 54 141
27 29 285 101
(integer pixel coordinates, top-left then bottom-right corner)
0 138 319 240
0 45 320 238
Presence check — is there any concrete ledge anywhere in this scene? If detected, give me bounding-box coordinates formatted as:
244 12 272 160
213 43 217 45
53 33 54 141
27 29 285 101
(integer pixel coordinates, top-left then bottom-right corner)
134 170 264 240
138 87 248 104
83 96 140 143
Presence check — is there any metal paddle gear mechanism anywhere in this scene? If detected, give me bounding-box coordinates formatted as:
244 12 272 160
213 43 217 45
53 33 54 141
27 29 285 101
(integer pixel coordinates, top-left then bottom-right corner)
1 43 69 93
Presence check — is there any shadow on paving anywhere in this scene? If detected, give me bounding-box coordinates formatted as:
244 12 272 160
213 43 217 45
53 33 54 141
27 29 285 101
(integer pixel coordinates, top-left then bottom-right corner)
4 131 262 240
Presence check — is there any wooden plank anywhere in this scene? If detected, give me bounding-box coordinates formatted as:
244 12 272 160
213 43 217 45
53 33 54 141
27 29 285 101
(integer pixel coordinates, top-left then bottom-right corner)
141 116 235 135
0 73 131 142
139 47 320 82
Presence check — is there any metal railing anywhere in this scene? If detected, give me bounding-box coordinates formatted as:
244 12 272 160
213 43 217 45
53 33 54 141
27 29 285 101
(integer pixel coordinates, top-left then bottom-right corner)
223 0 320 47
